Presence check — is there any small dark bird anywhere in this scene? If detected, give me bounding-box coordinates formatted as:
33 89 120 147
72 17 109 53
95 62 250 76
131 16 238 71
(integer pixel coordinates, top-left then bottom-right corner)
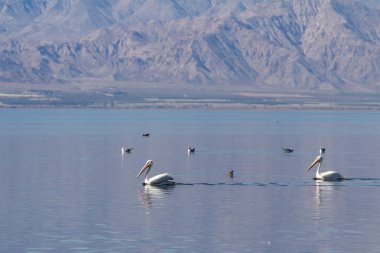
142 133 150 137
121 147 133 153
282 147 294 153
188 147 195 153
321 147 326 153
228 170 234 178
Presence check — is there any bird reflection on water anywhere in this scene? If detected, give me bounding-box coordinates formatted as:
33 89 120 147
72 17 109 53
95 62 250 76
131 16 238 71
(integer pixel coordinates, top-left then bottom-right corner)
314 180 339 205
138 184 175 210
311 180 344 224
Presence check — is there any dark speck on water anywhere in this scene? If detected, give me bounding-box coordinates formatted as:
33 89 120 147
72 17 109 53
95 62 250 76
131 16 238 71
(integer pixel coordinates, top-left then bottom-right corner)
1 109 380 253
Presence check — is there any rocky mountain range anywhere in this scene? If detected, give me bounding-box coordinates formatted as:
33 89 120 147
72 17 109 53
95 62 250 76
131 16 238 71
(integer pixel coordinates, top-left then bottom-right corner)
1 0 380 93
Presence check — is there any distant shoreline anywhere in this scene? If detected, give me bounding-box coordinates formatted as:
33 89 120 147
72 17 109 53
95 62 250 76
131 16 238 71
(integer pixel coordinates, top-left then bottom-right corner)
2 101 380 111
1 84 380 110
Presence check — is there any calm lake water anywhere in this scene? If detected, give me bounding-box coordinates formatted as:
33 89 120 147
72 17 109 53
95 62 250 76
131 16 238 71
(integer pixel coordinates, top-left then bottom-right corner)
1 109 380 253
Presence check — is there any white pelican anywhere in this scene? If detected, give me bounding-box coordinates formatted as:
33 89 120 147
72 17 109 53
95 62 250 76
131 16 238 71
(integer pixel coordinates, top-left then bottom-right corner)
137 160 175 186
188 147 195 153
307 148 344 181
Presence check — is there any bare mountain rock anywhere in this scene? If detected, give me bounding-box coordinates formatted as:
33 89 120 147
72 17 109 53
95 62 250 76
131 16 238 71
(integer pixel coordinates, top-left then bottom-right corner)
0 0 379 92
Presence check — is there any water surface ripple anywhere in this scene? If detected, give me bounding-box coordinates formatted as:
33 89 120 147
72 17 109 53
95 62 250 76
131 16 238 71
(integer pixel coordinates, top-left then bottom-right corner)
1 109 380 253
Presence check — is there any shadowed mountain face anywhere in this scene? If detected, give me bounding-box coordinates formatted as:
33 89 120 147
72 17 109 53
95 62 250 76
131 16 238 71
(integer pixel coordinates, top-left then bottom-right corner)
0 0 380 92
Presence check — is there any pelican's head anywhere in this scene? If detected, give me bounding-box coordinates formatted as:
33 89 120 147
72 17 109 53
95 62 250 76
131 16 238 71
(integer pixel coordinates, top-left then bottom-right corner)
320 147 326 154
137 160 153 178
307 156 322 172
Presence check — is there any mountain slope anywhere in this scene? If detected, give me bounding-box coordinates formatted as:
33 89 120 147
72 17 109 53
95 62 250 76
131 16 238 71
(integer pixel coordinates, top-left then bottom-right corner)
0 0 379 92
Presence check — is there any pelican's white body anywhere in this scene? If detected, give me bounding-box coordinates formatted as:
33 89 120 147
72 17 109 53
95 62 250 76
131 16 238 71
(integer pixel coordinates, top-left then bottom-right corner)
144 173 174 186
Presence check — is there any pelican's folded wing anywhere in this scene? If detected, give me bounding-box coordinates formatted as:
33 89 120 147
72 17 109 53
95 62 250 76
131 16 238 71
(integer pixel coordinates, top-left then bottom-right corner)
148 173 174 185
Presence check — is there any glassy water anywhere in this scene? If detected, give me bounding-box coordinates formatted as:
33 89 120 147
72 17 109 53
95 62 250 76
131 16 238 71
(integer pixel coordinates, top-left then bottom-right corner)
1 109 380 253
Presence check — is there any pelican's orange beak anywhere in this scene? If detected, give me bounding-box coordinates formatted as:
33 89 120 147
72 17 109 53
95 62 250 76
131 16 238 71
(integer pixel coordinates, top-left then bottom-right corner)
137 160 153 178
307 156 321 172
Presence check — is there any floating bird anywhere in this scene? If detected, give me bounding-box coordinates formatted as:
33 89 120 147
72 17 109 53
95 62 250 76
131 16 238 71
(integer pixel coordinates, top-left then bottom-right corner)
227 170 234 178
142 133 150 137
282 147 294 153
121 147 133 154
137 160 175 186
187 147 195 153
307 147 344 181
